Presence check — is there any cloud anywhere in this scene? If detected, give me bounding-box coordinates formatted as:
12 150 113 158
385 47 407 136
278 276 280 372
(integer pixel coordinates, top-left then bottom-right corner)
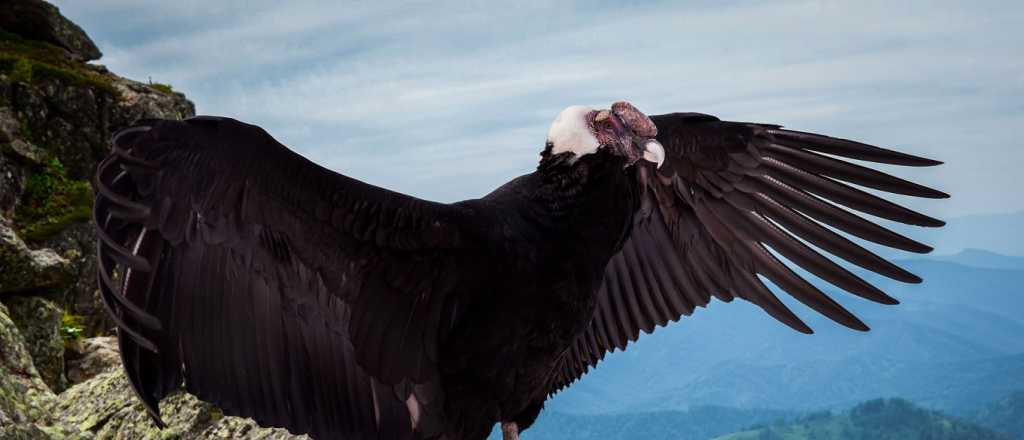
52 0 1024 215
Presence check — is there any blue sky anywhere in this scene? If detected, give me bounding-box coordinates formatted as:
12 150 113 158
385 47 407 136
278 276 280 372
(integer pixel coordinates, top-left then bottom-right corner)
54 0 1023 218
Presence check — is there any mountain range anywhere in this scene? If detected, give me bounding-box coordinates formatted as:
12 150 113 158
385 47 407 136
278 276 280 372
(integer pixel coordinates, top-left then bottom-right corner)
714 398 1011 440
539 237 1024 418
875 210 1024 258
489 395 1024 440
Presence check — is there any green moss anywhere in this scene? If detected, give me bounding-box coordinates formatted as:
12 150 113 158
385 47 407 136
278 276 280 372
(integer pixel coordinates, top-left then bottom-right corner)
0 30 69 65
209 407 224 422
61 312 85 346
0 54 118 96
13 157 94 242
9 58 31 82
149 82 174 95
36 425 68 438
17 119 33 144
0 30 118 96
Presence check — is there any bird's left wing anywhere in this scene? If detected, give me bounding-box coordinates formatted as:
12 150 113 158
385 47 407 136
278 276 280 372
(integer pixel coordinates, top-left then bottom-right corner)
550 112 948 394
94 117 478 439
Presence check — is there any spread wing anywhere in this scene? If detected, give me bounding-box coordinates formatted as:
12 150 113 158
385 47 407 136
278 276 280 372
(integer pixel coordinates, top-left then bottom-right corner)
94 116 477 439
550 112 948 393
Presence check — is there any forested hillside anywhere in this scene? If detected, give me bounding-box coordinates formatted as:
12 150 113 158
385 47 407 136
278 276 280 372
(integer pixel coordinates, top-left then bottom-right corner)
713 399 1010 440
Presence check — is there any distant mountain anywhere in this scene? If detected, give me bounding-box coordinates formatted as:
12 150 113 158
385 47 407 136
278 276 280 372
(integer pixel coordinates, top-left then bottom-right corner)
969 390 1024 439
545 252 1024 416
934 211 1024 256
926 249 1024 270
486 406 795 440
713 398 1011 440
637 353 1024 416
878 210 1024 258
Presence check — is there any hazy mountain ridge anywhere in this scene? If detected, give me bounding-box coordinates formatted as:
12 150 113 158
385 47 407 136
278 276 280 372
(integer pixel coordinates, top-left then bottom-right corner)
545 251 1024 416
712 398 1012 440
969 391 1024 439
504 406 797 440
925 248 1024 270
875 211 1024 258
500 394 1024 440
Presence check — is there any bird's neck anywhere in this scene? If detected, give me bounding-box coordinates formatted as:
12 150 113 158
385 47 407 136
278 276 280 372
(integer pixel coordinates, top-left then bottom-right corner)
529 152 640 251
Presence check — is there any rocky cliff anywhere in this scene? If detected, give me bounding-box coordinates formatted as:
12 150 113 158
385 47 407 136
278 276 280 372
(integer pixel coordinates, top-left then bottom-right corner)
0 1 303 438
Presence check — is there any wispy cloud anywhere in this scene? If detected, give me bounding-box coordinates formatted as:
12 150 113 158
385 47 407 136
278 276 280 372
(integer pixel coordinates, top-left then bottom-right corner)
53 0 1024 216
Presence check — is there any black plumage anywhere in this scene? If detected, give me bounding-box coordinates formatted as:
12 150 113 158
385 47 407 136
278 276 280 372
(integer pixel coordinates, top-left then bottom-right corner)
94 105 946 439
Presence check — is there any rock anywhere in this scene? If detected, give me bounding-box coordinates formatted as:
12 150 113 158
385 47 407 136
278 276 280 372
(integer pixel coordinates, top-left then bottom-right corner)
0 144 28 215
0 2 250 436
0 0 102 61
0 301 56 429
50 369 306 439
0 0 194 344
0 108 29 215
0 423 56 439
0 0 194 338
10 78 109 180
0 219 73 294
5 139 47 164
9 73 192 181
199 418 309 439
3 295 67 392
65 336 119 385
0 107 21 143
110 77 196 129
3 55 195 183
43 223 108 335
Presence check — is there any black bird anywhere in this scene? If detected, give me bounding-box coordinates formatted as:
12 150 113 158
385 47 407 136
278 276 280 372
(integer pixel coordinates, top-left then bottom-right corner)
93 101 947 439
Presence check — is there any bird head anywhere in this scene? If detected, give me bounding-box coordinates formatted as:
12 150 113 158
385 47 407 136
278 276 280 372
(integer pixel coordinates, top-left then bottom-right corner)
543 101 665 168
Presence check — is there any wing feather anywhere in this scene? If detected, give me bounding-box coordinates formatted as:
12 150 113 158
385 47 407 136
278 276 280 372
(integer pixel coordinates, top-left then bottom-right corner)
762 157 943 226
744 175 934 252
762 143 946 198
95 117 476 439
549 113 946 394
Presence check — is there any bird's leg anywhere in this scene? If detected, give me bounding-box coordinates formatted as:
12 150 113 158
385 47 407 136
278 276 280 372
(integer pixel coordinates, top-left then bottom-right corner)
501 421 520 440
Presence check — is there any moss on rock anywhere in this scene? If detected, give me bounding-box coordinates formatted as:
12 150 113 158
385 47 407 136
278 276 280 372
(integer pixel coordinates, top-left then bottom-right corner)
0 0 102 61
148 82 174 95
12 157 92 243
0 30 116 96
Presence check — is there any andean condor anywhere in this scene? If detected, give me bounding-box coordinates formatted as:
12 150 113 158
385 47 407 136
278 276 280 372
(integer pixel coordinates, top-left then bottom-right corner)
93 101 947 439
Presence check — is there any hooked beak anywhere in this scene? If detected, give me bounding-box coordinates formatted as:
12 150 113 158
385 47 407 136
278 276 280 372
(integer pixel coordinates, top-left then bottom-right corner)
637 138 665 169
605 111 664 169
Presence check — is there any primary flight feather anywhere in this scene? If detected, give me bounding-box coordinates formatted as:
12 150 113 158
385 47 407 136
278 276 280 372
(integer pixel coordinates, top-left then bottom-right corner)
93 101 947 440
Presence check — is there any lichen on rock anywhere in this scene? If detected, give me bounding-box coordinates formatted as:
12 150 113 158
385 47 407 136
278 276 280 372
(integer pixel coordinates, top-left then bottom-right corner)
0 0 194 340
0 2 321 438
65 336 118 385
3 295 67 392
0 301 57 430
50 369 307 439
0 423 55 440
0 217 72 294
43 222 105 335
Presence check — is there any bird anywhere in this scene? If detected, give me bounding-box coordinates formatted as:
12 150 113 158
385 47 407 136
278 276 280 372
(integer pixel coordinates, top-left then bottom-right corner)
93 100 947 440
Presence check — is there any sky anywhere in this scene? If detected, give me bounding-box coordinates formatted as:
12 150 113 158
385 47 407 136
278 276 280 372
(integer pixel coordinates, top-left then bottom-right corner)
52 0 1024 219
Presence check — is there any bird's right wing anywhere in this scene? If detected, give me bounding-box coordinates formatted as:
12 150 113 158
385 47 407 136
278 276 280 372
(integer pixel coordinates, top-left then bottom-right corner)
550 112 948 394
95 116 479 439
